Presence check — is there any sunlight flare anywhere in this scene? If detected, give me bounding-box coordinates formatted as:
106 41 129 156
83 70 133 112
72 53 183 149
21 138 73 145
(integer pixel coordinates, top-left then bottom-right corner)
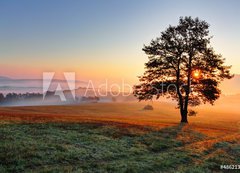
192 69 201 79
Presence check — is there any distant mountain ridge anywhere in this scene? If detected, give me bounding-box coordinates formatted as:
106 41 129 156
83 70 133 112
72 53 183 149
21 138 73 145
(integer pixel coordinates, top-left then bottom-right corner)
0 74 239 95
0 76 11 80
0 76 87 95
0 76 86 83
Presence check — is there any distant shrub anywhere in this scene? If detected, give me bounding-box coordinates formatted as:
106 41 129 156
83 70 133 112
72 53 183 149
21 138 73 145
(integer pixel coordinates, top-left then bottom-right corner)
81 96 100 102
143 105 153 110
188 109 197 116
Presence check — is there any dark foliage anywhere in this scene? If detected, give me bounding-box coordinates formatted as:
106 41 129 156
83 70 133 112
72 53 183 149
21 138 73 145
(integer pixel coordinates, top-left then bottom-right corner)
0 93 4 102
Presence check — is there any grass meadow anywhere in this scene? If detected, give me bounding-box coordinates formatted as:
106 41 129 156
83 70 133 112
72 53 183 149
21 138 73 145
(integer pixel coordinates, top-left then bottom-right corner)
0 102 239 172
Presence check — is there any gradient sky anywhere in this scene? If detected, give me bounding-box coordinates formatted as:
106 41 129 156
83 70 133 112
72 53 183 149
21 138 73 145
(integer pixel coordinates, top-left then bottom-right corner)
0 0 240 85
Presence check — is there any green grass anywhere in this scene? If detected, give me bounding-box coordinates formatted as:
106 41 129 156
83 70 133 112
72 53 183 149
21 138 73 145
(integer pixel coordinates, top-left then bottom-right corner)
0 122 239 173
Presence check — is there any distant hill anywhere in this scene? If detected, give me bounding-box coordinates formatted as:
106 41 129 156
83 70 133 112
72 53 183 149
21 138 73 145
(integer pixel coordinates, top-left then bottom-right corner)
0 74 239 96
0 76 11 80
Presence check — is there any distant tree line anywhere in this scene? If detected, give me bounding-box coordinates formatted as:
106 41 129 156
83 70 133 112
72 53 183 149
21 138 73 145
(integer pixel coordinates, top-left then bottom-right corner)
0 92 101 104
0 92 42 104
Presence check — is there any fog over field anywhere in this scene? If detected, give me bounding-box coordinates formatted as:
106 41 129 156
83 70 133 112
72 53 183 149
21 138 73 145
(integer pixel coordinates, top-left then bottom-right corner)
1 75 240 94
0 75 240 107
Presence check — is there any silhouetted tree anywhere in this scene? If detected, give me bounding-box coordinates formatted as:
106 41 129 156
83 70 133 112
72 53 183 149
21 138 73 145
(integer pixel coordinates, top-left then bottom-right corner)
134 16 233 123
0 93 4 103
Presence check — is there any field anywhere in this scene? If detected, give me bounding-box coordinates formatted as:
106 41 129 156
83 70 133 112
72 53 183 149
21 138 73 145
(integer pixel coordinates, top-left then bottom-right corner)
0 102 239 173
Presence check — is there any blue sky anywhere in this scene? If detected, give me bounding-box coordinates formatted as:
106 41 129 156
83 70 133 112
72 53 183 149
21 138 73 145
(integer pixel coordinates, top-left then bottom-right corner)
0 0 239 82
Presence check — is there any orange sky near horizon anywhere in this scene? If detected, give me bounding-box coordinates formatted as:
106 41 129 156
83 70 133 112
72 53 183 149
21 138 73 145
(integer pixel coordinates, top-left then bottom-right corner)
1 48 239 85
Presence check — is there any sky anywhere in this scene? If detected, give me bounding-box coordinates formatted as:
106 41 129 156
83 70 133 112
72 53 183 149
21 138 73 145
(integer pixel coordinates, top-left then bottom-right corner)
0 0 240 85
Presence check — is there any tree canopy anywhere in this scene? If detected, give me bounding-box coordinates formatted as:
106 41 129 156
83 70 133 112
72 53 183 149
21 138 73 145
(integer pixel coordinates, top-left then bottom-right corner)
133 16 233 123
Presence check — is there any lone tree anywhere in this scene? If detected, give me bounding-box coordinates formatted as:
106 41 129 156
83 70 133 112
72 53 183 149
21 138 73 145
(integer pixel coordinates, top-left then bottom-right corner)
134 16 233 123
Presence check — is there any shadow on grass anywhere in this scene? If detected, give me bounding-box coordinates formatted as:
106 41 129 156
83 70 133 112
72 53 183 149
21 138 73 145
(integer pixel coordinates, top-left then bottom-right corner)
0 122 238 173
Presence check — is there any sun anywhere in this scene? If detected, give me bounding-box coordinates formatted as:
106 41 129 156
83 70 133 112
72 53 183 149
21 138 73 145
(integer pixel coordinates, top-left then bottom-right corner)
192 70 201 79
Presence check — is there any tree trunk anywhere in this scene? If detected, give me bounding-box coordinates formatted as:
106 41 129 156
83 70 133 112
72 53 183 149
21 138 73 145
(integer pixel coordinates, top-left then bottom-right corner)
180 110 188 123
